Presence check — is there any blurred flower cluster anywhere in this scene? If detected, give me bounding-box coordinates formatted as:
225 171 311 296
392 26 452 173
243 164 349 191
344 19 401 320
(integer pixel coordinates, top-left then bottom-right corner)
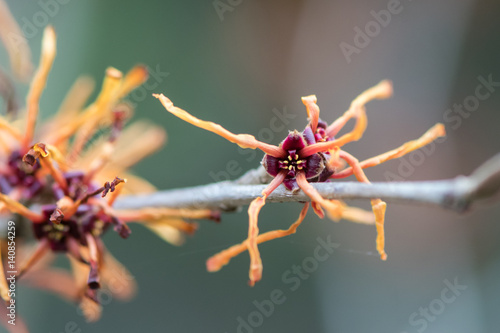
0 2 218 331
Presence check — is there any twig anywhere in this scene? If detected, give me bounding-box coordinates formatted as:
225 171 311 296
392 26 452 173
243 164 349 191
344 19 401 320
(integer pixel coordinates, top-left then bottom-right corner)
114 153 500 213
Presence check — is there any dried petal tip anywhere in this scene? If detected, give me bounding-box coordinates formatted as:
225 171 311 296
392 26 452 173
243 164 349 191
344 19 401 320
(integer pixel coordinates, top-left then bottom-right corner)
115 224 131 239
378 80 393 98
206 257 222 272
22 143 48 165
22 151 37 166
112 217 131 239
102 177 125 197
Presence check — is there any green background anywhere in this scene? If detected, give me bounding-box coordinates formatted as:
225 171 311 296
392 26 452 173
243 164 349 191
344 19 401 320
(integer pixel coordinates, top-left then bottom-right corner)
1 0 500 332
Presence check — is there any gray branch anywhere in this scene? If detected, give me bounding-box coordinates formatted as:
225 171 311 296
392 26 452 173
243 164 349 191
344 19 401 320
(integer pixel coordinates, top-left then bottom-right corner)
114 153 500 213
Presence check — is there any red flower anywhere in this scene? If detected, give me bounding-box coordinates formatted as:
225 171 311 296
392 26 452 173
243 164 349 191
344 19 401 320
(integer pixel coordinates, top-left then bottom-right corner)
155 80 445 286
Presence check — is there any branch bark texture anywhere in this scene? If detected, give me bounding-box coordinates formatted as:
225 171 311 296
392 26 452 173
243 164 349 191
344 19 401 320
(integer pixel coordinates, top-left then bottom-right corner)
114 153 500 213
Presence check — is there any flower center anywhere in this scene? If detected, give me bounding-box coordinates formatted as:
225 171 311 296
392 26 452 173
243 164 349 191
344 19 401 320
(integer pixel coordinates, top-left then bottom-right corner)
278 150 307 177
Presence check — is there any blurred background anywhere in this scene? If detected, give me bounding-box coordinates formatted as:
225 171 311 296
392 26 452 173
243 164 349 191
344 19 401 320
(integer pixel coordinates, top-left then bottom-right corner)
1 0 500 332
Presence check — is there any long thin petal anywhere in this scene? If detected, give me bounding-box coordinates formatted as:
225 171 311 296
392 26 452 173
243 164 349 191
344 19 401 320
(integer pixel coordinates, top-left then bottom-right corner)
0 0 33 81
144 223 186 246
100 249 137 301
138 218 198 235
154 94 286 158
301 95 319 133
295 171 346 221
299 106 367 157
372 198 387 260
338 150 387 260
22 26 56 150
68 67 123 161
45 76 95 135
17 238 49 278
301 81 393 157
208 171 286 286
326 80 393 137
0 193 44 222
117 65 148 99
115 207 218 222
247 196 265 286
331 123 446 179
22 266 79 302
28 143 68 192
47 68 121 148
207 203 308 272
0 116 22 141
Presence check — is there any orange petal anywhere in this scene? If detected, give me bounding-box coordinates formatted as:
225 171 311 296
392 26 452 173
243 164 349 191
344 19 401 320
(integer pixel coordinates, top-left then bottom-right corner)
32 143 69 192
141 218 198 235
116 207 218 222
326 80 393 137
68 67 123 160
22 266 80 302
301 95 320 133
300 106 367 157
79 295 102 323
22 26 56 150
0 116 23 142
207 203 309 272
118 65 148 99
301 81 393 157
76 121 166 174
17 239 49 278
100 250 137 301
154 93 286 158
144 223 186 246
340 204 376 225
0 0 33 81
311 201 324 219
247 196 265 286
337 150 388 259
295 172 344 221
372 199 387 260
0 193 44 222
208 171 286 285
45 76 95 138
48 68 122 148
332 123 446 179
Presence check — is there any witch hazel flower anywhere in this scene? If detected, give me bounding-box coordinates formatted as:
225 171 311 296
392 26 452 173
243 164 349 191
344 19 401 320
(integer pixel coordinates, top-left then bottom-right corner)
0 8 220 328
154 81 445 286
